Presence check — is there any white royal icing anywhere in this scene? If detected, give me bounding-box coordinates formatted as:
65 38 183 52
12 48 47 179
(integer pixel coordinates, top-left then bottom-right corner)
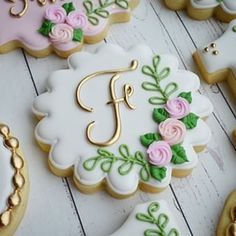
196 19 236 76
33 44 213 196
191 0 236 14
0 136 14 214
110 200 181 236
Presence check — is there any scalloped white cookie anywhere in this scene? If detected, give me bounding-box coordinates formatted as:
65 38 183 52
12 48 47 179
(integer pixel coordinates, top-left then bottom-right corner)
0 0 139 58
0 124 28 236
111 200 181 235
164 0 236 22
33 44 213 198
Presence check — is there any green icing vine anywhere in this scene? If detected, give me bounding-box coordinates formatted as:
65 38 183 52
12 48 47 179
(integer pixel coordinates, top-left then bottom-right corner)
83 0 129 26
83 144 167 182
142 55 178 105
136 202 179 236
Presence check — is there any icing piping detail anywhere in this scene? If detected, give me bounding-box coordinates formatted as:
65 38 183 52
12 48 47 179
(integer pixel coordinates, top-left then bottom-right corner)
38 2 86 43
83 0 129 25
226 206 236 236
8 0 56 17
0 124 25 227
142 55 177 105
76 60 138 147
136 202 179 236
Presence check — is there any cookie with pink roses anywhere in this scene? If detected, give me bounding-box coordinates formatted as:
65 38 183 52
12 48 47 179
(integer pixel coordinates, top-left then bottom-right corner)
33 44 213 197
0 0 139 57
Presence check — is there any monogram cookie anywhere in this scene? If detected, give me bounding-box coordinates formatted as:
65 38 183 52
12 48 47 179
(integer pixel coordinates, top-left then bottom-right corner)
217 190 236 236
0 124 28 235
111 200 181 235
33 44 213 198
164 0 236 22
0 0 139 58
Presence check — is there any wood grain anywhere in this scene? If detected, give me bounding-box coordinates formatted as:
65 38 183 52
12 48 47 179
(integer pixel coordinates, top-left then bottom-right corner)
0 1 235 235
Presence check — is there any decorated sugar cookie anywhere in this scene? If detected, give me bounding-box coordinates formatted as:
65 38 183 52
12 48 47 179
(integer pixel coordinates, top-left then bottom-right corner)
217 190 236 236
0 124 28 235
0 0 139 58
193 20 236 97
164 0 236 22
33 44 213 198
111 200 181 235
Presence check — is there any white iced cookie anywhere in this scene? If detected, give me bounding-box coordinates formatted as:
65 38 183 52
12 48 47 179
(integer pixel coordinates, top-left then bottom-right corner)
0 124 28 235
193 19 236 97
164 0 236 22
33 44 213 198
111 200 181 236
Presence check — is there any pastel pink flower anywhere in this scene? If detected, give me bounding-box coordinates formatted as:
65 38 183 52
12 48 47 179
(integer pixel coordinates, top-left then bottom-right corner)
49 24 73 44
159 118 186 145
66 12 88 29
147 141 172 167
165 97 190 119
45 6 67 24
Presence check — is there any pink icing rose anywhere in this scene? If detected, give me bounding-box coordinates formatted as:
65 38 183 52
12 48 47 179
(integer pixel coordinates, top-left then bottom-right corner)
45 6 67 24
49 24 73 44
165 97 190 119
147 141 172 167
66 12 88 29
159 118 186 145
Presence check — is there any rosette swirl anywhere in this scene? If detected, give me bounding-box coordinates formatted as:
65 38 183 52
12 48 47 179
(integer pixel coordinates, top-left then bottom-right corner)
165 97 190 119
45 6 66 24
147 141 172 167
159 118 186 145
66 12 88 29
49 24 74 44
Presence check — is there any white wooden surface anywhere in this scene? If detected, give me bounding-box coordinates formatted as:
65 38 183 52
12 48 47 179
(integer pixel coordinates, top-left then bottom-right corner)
0 0 236 235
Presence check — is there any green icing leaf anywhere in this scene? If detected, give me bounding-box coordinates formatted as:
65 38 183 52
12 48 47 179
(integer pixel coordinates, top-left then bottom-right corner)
38 20 55 37
95 8 109 18
118 161 133 175
153 108 169 123
181 112 199 129
101 160 113 172
140 166 150 182
140 133 162 147
115 0 129 9
62 2 75 14
233 25 236 33
178 92 192 104
150 165 167 181
73 28 83 42
171 145 188 164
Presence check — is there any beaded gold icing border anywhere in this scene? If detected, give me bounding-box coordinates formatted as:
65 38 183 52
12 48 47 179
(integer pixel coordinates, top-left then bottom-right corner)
0 124 25 227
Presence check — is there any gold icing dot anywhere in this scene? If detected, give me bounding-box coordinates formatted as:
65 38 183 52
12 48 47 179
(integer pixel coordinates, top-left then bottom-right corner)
204 47 209 52
9 191 20 207
12 154 24 169
210 43 216 48
228 223 236 235
13 173 25 188
5 137 19 149
0 125 10 137
212 50 219 55
0 210 11 226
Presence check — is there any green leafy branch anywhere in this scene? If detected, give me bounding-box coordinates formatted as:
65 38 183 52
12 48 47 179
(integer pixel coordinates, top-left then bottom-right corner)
83 0 129 25
142 55 178 105
136 202 179 236
83 144 167 182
